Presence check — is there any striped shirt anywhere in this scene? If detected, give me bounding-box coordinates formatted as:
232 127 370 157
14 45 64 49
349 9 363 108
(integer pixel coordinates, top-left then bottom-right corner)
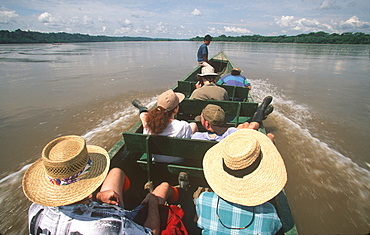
217 74 251 87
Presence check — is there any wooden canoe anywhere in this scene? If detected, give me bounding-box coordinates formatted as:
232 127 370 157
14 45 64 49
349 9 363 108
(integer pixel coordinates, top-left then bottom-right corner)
108 52 298 235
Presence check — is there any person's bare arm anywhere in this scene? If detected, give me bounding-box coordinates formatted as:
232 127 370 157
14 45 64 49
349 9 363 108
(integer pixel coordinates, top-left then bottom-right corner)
202 54 208 63
96 189 120 205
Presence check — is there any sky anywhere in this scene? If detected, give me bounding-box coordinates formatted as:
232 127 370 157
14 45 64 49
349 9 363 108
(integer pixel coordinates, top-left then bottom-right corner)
0 0 369 39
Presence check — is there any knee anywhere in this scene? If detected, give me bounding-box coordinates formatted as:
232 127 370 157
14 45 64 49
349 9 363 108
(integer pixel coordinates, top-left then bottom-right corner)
266 133 276 144
157 182 171 191
248 122 259 130
108 167 126 179
110 167 124 174
237 122 259 130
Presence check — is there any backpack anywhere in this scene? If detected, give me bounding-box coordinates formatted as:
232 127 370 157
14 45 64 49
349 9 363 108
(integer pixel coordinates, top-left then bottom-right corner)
134 204 188 235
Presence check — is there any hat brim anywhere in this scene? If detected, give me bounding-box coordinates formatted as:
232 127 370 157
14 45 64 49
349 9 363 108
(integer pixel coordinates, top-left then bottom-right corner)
175 92 185 104
198 73 218 76
203 129 287 206
22 145 110 207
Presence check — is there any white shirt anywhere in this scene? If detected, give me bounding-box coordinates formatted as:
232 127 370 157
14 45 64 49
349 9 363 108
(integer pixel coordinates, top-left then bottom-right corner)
143 120 192 163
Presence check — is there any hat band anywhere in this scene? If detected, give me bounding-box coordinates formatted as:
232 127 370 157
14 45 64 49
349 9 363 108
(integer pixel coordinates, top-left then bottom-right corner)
47 157 92 186
222 153 262 178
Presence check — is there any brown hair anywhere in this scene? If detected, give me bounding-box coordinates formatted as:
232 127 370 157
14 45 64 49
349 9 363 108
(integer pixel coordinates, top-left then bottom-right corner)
146 106 175 135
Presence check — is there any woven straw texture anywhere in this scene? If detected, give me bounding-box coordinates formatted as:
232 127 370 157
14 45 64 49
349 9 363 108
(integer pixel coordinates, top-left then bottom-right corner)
203 129 287 206
22 136 110 207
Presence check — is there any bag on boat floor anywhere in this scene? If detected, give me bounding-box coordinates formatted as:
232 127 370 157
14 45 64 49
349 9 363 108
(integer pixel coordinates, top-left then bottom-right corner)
134 204 188 235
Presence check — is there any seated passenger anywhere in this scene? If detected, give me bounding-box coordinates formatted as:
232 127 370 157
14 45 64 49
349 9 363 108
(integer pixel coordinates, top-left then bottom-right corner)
132 89 197 163
192 97 275 142
23 135 181 235
189 67 229 101
217 67 252 89
191 104 245 141
196 129 287 234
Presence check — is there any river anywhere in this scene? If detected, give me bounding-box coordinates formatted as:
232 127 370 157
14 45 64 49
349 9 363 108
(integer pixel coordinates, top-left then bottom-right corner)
0 41 369 234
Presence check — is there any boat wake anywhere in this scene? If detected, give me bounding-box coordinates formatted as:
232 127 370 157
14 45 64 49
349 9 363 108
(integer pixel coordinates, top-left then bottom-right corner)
250 78 370 229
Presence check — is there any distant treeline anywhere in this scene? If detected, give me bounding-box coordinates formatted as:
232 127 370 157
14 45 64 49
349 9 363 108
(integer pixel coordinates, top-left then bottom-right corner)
1 29 369 44
190 31 370 44
0 29 180 44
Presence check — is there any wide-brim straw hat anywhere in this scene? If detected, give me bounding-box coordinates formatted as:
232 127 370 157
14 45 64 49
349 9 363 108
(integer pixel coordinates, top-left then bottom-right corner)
199 66 217 76
203 129 287 206
22 135 110 207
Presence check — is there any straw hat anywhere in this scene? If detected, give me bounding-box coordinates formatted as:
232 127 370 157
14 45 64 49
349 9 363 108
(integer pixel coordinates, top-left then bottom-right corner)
199 66 217 76
203 129 287 206
22 135 110 207
157 89 185 111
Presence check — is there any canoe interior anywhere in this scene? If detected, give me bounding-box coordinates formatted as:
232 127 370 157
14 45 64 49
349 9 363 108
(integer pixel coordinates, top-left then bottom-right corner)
108 52 298 235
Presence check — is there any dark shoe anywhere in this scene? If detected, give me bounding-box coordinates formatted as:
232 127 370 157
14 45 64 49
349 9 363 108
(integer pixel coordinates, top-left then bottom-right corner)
251 96 273 124
131 99 148 114
178 172 190 191
263 104 274 120
260 96 273 111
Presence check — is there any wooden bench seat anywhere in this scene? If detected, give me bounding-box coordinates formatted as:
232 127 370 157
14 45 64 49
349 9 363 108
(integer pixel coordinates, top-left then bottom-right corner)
175 80 250 101
122 132 217 181
177 98 258 127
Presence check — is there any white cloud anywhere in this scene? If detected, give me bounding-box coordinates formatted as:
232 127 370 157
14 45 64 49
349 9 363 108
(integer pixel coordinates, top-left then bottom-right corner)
119 19 132 27
275 16 296 28
224 26 251 34
155 22 168 33
338 16 370 30
38 12 53 23
37 12 64 28
274 15 369 34
0 9 19 24
191 8 202 16
318 0 341 10
82 15 94 27
275 15 332 32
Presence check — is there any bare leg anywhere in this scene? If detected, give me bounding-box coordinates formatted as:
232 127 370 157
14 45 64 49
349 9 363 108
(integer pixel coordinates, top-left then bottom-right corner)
151 182 174 205
99 167 126 206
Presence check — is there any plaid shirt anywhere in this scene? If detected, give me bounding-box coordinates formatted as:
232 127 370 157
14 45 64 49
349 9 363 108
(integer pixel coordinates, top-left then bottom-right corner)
196 192 282 235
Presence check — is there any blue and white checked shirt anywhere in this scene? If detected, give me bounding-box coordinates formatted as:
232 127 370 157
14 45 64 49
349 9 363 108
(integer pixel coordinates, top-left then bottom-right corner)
196 192 282 235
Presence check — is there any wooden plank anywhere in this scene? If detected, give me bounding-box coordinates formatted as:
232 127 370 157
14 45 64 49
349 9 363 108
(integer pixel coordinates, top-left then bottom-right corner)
123 132 218 178
179 99 258 116
123 133 217 159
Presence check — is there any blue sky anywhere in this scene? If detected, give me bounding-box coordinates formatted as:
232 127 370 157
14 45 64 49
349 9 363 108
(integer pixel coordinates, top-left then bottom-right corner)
0 0 369 39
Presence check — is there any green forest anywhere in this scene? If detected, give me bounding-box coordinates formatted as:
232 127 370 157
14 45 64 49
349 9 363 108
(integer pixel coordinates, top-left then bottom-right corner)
0 29 369 44
191 31 370 44
0 29 175 44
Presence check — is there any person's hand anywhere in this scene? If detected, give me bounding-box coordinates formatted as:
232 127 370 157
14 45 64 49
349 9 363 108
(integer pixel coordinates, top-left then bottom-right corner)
96 189 120 206
247 85 252 90
141 193 159 206
195 81 203 89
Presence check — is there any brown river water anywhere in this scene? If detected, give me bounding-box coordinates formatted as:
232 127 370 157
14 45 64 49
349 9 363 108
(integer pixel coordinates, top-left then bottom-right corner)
0 41 369 234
